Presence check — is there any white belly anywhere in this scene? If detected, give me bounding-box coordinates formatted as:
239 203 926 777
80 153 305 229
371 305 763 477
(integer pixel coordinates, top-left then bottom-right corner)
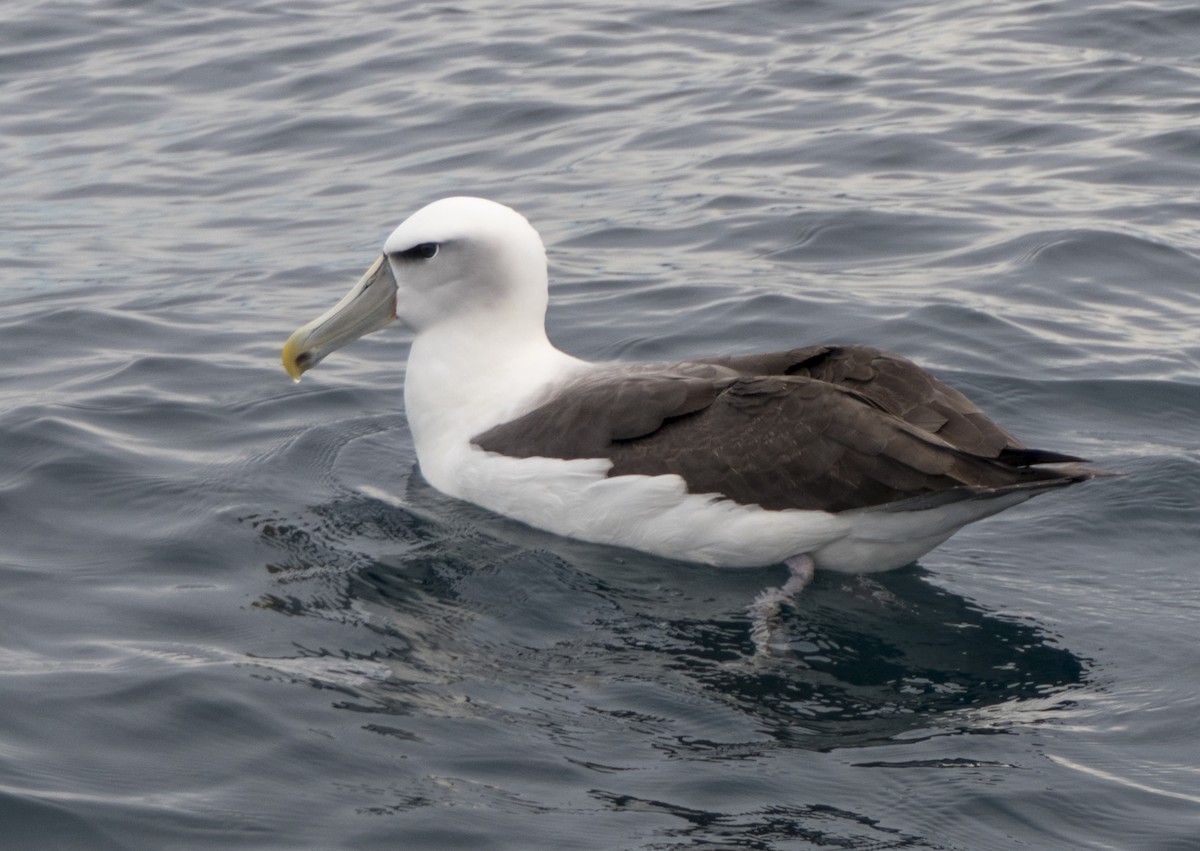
418 443 1031 572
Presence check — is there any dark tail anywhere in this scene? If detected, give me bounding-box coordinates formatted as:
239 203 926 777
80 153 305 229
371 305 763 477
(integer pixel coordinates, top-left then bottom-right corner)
998 447 1090 467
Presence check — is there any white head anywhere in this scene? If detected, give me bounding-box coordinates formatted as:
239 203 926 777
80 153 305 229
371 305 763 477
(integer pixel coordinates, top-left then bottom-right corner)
282 197 551 379
383 197 549 333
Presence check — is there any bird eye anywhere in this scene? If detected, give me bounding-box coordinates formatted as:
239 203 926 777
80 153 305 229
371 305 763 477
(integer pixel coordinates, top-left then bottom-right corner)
404 242 439 260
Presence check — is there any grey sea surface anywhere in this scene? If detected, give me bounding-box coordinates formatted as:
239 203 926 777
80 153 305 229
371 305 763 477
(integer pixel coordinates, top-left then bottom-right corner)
2 1 1199 848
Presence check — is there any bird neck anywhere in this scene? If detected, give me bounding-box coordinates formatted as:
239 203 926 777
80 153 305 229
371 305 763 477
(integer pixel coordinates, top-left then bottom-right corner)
403 316 584 473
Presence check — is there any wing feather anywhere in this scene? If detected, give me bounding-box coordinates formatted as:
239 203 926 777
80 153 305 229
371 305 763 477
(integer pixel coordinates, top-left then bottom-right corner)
472 346 1090 513
692 344 1022 456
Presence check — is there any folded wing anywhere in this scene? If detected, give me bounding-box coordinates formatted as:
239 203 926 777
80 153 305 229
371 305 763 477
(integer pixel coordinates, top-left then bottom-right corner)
472 345 1092 513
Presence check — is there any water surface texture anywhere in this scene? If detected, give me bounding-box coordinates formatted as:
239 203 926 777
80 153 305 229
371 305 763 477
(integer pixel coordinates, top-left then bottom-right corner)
3 1 1199 848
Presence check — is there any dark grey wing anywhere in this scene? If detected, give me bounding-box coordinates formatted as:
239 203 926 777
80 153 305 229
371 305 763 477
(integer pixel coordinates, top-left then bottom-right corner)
472 368 738 461
603 375 1085 512
473 367 1089 513
691 345 1029 459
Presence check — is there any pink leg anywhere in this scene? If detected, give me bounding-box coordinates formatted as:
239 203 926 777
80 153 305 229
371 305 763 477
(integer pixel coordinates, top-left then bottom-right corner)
781 553 815 596
748 554 815 656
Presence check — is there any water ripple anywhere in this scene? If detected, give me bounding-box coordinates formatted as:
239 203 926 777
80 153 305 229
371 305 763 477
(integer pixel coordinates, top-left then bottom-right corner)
2 0 1198 848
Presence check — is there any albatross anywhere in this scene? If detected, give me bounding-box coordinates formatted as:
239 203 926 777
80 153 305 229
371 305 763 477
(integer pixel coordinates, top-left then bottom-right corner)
281 196 1100 596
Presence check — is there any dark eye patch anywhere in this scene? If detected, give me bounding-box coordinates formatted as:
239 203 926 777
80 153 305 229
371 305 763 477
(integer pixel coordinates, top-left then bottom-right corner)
395 242 439 261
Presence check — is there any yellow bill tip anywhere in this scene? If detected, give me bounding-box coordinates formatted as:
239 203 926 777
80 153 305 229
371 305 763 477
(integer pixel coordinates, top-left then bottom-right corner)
281 331 307 381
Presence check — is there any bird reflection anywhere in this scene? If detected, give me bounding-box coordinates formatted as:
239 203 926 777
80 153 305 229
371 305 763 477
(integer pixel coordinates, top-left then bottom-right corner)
248 481 1086 753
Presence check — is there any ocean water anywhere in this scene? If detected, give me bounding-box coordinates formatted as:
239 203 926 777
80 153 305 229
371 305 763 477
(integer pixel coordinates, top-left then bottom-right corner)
2 0 1199 848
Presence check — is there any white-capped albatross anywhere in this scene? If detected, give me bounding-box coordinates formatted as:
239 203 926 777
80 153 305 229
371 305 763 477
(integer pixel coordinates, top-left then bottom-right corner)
282 196 1100 584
